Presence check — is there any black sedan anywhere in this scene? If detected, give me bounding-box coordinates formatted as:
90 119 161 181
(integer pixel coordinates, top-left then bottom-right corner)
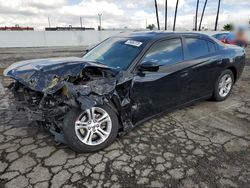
4 32 246 152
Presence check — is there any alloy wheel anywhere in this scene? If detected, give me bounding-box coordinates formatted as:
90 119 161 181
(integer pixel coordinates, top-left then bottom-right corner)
218 73 232 98
74 107 112 146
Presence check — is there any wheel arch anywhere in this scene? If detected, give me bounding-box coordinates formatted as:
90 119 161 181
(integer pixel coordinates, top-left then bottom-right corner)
226 66 237 83
107 97 125 130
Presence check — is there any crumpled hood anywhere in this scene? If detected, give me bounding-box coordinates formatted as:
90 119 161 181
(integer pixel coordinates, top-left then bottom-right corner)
4 57 119 93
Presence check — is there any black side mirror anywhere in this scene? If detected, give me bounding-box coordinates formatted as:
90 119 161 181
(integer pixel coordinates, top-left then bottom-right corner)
138 61 160 72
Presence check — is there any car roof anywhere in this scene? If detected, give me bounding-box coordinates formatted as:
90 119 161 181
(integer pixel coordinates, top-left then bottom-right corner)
115 31 212 42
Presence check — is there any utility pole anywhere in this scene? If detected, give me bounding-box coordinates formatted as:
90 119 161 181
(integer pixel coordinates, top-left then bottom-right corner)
173 0 179 31
199 0 208 31
154 0 160 30
165 0 167 30
98 13 102 30
80 16 83 28
48 17 51 28
193 16 195 30
214 0 221 31
195 0 199 31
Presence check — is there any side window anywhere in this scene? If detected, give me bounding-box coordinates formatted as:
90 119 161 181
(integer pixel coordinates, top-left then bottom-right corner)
186 38 209 59
207 41 216 53
142 38 183 66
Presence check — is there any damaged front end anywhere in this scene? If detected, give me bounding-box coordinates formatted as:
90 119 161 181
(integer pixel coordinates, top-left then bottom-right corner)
9 81 70 143
4 58 134 143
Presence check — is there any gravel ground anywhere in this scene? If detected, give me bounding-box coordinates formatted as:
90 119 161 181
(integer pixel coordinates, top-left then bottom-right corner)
0 47 250 188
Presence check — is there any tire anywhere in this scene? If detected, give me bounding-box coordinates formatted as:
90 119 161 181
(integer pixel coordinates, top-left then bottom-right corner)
213 69 234 101
62 104 119 153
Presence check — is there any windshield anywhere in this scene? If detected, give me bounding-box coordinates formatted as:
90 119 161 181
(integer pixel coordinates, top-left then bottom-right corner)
82 37 145 70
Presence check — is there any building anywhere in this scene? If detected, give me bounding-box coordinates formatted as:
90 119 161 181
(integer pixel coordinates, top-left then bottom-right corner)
0 26 34 31
45 26 94 31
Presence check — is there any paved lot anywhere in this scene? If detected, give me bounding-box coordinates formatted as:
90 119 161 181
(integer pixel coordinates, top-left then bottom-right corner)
0 47 250 188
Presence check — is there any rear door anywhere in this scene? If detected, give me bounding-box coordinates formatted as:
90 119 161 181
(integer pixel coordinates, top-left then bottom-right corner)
130 37 191 123
184 37 221 100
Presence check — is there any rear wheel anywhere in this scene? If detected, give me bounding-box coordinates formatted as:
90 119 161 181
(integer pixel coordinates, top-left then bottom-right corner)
213 69 234 101
62 105 119 153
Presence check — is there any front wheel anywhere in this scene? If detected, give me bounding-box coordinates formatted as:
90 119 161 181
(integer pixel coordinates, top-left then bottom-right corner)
213 69 234 101
62 105 119 153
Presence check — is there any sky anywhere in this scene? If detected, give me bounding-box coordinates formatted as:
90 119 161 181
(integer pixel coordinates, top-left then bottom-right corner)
0 0 249 30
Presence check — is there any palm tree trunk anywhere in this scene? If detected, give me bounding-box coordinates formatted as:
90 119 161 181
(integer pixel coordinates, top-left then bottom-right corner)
214 0 221 31
198 0 208 31
154 0 160 30
173 0 179 31
195 0 199 31
165 0 168 30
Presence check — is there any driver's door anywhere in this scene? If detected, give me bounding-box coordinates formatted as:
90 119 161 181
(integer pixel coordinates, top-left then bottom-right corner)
130 38 190 123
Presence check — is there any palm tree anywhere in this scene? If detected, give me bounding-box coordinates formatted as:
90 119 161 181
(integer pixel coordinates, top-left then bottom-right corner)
198 0 208 31
154 0 160 30
173 0 179 31
214 0 221 31
165 0 168 30
195 0 199 31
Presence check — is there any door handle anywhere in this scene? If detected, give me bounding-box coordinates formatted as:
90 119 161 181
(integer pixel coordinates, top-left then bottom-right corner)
180 71 189 77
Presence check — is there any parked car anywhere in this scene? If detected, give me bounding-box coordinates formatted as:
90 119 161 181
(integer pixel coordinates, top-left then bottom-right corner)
212 32 229 43
4 32 246 152
213 32 248 48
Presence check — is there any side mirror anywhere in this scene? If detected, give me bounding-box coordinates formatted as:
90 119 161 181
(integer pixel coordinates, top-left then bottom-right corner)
138 61 160 72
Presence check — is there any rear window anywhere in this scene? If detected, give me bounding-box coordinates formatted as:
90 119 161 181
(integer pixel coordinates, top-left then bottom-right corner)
186 38 209 59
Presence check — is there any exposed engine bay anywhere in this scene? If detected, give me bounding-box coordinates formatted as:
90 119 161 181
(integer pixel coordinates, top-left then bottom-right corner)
4 57 134 144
